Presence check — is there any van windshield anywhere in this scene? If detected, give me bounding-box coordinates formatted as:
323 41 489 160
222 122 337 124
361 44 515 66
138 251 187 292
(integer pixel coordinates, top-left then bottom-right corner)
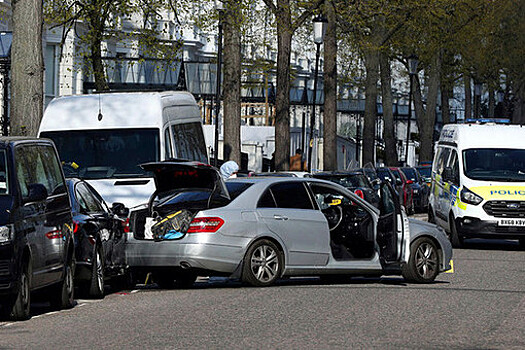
463 148 525 182
40 129 160 179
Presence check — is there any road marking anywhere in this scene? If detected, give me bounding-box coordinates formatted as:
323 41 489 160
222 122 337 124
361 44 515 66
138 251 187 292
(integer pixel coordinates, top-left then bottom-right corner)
445 260 454 273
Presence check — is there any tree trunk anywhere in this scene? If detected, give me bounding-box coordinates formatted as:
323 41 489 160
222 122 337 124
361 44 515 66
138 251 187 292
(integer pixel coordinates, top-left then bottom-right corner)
418 54 441 162
88 12 109 92
379 52 397 166
488 87 495 118
222 1 242 164
322 1 337 171
274 0 292 171
464 75 472 119
441 85 450 124
10 0 44 136
362 48 379 166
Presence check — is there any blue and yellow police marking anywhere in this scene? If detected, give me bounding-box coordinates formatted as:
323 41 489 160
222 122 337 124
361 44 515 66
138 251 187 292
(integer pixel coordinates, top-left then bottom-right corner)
445 260 454 273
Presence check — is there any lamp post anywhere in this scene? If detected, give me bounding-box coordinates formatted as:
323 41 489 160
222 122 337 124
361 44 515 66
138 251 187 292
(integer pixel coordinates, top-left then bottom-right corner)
404 55 418 166
474 81 482 118
213 0 224 167
307 15 327 172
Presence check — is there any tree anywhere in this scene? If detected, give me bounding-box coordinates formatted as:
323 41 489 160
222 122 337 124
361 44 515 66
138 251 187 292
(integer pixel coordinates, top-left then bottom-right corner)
11 0 44 136
322 0 337 170
262 0 324 171
222 0 243 164
44 0 183 92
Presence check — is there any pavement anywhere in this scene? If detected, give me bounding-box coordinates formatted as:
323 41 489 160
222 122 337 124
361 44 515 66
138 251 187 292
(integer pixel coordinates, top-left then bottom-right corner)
1 214 524 349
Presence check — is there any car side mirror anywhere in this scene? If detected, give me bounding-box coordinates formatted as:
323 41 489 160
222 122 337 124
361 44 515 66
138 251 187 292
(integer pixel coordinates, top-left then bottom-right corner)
111 202 129 218
442 167 454 182
24 183 48 203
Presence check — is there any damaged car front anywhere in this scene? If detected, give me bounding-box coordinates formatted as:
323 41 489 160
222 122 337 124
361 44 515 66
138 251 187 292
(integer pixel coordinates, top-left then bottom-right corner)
125 161 251 288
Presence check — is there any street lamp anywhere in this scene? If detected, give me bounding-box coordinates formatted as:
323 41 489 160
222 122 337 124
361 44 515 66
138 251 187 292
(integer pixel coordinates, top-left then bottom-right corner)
404 54 418 166
474 81 482 118
307 15 327 172
213 0 225 166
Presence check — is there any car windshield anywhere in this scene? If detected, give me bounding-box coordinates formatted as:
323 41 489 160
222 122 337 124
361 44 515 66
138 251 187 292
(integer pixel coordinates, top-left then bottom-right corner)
417 167 431 178
315 174 370 188
463 148 525 182
40 129 160 179
401 168 418 182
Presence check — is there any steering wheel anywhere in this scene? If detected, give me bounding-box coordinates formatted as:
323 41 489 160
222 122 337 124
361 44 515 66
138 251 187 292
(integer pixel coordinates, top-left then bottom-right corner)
322 205 343 231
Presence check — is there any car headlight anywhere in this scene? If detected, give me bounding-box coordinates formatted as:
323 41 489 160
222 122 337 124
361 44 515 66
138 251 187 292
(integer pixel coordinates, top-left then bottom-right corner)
0 225 11 243
461 187 483 205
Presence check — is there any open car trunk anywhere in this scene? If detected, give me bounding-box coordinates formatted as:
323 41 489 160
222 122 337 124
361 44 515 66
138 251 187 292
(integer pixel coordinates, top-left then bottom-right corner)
131 161 230 240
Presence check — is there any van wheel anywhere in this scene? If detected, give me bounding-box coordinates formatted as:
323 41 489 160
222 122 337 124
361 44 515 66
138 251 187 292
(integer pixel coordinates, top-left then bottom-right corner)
2 260 31 320
50 255 75 310
242 239 283 287
88 246 105 299
402 237 439 283
449 215 464 248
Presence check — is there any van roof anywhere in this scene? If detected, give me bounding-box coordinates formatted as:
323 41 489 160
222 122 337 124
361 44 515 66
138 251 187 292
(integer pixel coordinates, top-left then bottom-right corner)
39 91 198 132
439 124 525 149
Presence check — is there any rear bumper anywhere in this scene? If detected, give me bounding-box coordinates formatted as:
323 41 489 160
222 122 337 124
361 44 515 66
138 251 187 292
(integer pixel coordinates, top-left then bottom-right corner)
125 234 246 274
457 216 525 239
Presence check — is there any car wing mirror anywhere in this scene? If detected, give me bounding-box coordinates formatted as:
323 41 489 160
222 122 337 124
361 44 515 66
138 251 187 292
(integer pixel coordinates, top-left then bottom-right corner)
24 183 48 203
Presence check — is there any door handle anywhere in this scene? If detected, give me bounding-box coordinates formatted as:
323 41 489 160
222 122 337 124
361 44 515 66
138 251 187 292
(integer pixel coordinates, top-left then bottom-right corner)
274 215 288 221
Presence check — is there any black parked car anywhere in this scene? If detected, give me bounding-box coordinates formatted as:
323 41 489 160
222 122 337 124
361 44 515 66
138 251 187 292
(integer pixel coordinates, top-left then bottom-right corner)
0 138 74 320
312 171 380 208
400 167 430 213
66 179 130 298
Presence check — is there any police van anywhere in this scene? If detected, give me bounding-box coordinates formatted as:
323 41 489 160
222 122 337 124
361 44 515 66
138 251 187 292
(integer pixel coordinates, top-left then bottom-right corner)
429 122 525 248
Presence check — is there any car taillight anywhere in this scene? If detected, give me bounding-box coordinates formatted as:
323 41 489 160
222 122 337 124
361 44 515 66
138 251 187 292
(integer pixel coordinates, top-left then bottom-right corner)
187 217 224 233
45 230 63 239
73 221 79 234
122 218 130 233
354 189 364 199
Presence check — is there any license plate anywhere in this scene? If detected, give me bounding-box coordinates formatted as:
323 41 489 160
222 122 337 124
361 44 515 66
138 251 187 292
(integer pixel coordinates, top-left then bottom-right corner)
498 218 525 226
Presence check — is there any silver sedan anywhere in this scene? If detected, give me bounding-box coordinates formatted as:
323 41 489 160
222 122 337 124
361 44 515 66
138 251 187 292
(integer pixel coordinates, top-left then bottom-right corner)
126 162 452 287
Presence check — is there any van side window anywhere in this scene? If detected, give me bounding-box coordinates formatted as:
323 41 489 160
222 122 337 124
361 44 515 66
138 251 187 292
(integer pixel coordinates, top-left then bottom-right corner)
16 154 30 198
448 151 459 185
436 147 451 176
171 123 208 163
164 128 173 159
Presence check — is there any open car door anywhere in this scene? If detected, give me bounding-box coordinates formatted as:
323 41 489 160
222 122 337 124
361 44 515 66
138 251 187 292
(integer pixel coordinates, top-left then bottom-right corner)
377 181 409 266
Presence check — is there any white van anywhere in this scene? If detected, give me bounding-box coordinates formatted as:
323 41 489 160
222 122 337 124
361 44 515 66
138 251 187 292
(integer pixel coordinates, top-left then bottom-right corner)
429 123 525 248
38 91 208 209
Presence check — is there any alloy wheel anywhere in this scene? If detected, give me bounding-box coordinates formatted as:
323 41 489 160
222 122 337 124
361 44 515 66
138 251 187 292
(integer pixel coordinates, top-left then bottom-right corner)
250 245 279 283
96 252 104 293
415 242 438 279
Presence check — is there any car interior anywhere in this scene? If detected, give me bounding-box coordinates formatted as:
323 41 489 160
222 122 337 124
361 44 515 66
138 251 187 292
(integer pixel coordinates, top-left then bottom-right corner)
310 184 375 260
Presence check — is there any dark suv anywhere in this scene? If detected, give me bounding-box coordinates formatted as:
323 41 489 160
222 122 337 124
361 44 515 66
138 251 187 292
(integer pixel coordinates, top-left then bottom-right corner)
0 138 75 320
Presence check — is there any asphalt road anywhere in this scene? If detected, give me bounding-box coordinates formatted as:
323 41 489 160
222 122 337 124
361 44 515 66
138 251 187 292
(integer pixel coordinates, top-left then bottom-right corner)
1 216 524 349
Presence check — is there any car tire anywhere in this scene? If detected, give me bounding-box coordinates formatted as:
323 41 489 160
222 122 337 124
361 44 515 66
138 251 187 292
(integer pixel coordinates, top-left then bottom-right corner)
88 245 105 299
449 215 464 248
1 259 31 321
49 254 75 310
242 239 283 287
402 237 440 283
174 273 197 289
519 238 525 250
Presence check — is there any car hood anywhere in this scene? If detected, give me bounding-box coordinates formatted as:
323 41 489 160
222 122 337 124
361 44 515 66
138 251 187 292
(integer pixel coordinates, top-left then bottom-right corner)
140 161 230 200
